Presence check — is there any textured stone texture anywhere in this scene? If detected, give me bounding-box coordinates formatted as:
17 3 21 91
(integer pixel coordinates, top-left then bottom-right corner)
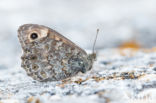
0 48 156 103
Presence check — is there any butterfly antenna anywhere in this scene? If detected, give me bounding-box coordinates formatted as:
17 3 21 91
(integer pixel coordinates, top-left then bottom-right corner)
92 29 99 54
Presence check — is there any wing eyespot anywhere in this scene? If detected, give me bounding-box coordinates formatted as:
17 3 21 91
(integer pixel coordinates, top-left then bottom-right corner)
30 33 38 40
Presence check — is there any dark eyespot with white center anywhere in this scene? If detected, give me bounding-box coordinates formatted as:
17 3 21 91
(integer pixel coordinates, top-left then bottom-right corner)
30 33 38 40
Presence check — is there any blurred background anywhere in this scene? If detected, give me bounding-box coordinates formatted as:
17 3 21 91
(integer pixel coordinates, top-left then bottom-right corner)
0 0 156 69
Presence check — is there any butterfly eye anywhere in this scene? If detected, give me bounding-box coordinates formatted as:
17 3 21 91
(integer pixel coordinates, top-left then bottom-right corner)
30 33 38 40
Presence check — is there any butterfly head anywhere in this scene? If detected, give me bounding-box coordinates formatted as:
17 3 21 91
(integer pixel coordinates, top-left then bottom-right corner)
89 53 96 61
86 53 96 71
18 24 49 47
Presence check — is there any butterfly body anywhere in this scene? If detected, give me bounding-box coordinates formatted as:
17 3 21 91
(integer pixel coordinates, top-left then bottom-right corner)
18 24 95 81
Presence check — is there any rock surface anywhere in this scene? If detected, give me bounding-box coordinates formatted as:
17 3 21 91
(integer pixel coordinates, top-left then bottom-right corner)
0 48 156 103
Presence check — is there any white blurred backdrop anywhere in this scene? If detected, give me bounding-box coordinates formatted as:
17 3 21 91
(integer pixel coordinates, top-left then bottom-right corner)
0 0 156 68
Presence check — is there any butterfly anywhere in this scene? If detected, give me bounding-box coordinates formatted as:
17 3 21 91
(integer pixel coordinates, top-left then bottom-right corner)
18 24 98 82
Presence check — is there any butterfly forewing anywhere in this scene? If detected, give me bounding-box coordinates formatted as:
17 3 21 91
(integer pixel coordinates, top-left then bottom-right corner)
18 24 93 82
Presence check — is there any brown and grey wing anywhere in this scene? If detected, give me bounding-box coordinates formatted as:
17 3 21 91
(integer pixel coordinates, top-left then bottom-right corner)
46 26 87 55
46 36 90 80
